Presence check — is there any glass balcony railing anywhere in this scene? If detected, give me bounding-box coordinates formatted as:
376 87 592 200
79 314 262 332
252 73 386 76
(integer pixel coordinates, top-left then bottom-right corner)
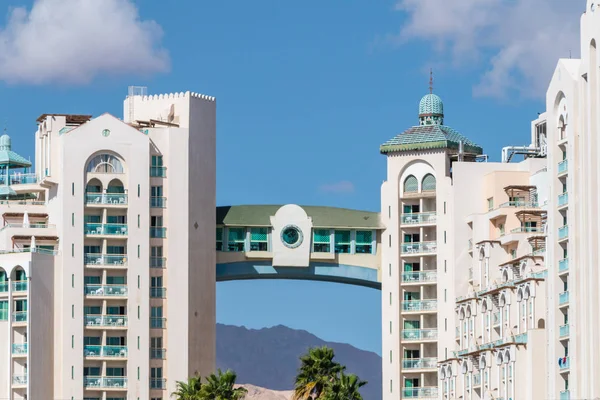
12 343 27 355
13 312 27 323
84 223 128 236
559 324 569 338
84 253 128 266
84 285 128 297
150 227 167 238
85 193 128 205
510 226 544 234
0 282 6 292
84 376 127 389
560 390 570 400
150 348 166 359
559 291 569 306
402 358 437 369
150 257 166 268
151 378 167 389
151 317 166 329
402 387 438 398
559 356 570 370
401 271 437 283
84 345 128 358
12 375 27 385
559 225 569 240
1 173 38 185
558 192 568 207
497 201 538 208
150 287 166 298
150 166 167 177
150 197 166 208
559 258 569 273
400 212 437 225
84 315 128 327
558 160 568 175
402 300 437 312
401 241 437 254
11 281 27 292
401 329 437 341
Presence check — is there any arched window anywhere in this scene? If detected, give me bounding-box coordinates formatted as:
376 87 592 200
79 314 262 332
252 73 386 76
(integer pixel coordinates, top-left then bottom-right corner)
86 154 124 174
422 174 436 191
107 179 125 194
0 268 6 292
404 175 418 193
13 267 26 281
86 178 102 193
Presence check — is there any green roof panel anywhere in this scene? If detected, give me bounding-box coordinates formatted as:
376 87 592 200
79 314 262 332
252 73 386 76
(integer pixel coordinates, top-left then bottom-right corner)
380 125 483 155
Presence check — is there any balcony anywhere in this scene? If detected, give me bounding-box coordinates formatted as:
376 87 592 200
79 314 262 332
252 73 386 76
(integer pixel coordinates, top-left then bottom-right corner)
558 192 568 207
84 254 128 267
151 317 166 329
510 226 544 234
559 258 569 274
12 375 27 386
558 225 569 240
559 291 569 306
84 376 127 389
559 356 570 371
84 345 128 358
402 329 438 341
402 300 437 312
85 193 128 206
150 257 166 268
150 197 166 208
401 212 436 225
401 241 437 255
0 282 6 292
13 312 27 323
84 315 127 328
150 227 167 238
401 271 437 283
150 166 166 177
150 348 166 359
85 223 128 236
402 358 437 370
497 201 538 208
12 281 27 293
12 343 27 355
559 324 569 338
151 378 167 389
558 160 568 175
150 287 166 298
2 173 37 185
560 390 570 400
84 285 128 297
402 387 438 398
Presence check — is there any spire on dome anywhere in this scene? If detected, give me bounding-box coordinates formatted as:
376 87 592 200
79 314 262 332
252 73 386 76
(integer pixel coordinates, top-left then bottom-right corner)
429 68 433 94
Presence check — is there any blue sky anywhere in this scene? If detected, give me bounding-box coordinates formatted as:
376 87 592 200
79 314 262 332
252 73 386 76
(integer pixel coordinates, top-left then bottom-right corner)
0 0 585 354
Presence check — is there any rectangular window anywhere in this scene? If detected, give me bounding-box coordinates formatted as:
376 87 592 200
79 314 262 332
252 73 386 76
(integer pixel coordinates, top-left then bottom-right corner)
334 230 351 253
389 321 392 334
227 227 246 252
151 186 165 208
388 206 391 218
72 335 74 348
444 201 446 214
216 228 223 251
355 231 373 254
444 260 447 273
388 263 391 277
137 275 140 288
138 214 140 228
151 155 166 177
312 229 331 252
388 234 391 247
138 306 140 319
151 307 164 328
487 197 494 210
389 292 392 305
250 228 268 251
150 216 166 238
72 366 74 379
138 184 140 197
444 289 447 302
72 213 75 227
444 231 446 243
0 301 7 321
72 274 74 288
72 243 74 257
138 336 140 349
72 182 75 196
445 318 447 331
72 304 74 318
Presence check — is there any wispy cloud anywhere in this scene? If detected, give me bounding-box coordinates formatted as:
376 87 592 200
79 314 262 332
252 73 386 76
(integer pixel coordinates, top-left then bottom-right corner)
0 0 169 85
319 181 355 194
391 0 583 98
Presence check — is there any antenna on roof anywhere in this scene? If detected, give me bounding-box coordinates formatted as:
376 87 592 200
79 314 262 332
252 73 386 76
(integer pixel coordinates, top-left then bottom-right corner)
429 68 434 94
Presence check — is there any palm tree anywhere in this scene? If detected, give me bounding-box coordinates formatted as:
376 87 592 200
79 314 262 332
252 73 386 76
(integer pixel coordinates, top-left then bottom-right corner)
321 373 367 400
172 374 203 400
199 369 247 400
293 346 345 400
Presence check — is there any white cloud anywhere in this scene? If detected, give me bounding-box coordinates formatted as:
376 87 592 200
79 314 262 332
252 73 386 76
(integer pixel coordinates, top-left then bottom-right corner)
393 0 583 98
319 181 355 194
0 0 169 85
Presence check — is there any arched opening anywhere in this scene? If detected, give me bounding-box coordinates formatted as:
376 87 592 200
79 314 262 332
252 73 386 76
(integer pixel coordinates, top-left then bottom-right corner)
107 178 126 194
502 270 509 282
12 266 26 281
481 299 488 313
0 268 6 293
404 175 418 193
422 174 436 191
86 178 102 194
558 115 566 140
517 289 523 302
538 319 545 329
86 153 124 174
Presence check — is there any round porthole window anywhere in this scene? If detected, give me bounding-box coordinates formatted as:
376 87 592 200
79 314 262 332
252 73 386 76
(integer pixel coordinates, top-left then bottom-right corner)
102 129 111 137
280 225 303 248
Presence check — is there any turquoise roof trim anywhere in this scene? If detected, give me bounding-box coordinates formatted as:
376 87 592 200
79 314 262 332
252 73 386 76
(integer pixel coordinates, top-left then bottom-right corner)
380 125 483 155
0 135 31 168
0 186 17 196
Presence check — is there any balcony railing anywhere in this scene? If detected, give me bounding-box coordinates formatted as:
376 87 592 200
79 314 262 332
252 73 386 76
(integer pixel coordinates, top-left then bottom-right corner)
12 343 27 355
497 201 538 208
559 258 569 273
151 378 167 389
12 375 27 385
401 271 437 283
84 376 127 389
150 257 166 268
472 373 481 387
150 227 167 238
401 212 437 225
151 317 166 329
560 390 570 400
84 253 128 266
85 223 128 236
401 241 437 254
84 315 127 327
0 222 54 231
85 193 128 205
558 192 568 207
402 358 437 369
11 281 27 292
0 173 38 185
402 387 438 398
150 287 166 298
559 324 569 338
402 300 437 312
84 345 128 358
13 312 27 322
559 291 569 306
84 285 128 297
558 160 568 175
0 282 6 292
150 348 166 359
510 226 544 234
559 356 570 370
150 197 166 208
150 166 166 177
559 225 569 240
402 329 437 341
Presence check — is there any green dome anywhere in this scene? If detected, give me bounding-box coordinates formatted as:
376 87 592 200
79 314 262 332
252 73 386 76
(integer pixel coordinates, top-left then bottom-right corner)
0 134 11 151
419 93 444 126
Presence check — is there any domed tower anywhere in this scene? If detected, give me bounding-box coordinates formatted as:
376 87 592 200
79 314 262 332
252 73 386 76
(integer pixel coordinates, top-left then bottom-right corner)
419 93 444 126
